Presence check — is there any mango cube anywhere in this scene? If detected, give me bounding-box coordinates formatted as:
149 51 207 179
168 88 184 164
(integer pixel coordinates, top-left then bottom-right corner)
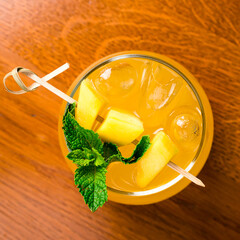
76 79 104 129
135 131 178 188
97 109 144 146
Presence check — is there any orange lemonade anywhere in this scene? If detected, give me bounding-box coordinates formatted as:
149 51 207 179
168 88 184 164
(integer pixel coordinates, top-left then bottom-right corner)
58 51 213 205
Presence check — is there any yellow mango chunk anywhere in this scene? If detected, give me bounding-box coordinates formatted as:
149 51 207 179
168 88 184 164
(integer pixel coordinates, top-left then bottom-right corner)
97 109 144 146
135 131 178 188
76 79 104 129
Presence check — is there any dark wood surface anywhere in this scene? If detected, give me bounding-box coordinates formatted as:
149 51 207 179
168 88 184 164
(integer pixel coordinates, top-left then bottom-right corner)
0 0 240 239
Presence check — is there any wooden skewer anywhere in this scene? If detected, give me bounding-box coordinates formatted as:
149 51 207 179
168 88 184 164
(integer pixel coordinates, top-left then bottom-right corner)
3 63 77 104
3 64 205 187
24 70 77 104
167 161 205 187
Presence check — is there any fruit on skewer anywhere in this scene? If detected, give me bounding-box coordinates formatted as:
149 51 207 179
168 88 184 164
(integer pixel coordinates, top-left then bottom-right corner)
97 109 144 146
135 131 178 188
76 79 104 129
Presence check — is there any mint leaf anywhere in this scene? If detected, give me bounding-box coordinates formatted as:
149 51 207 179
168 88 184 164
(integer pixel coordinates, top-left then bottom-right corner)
63 102 76 120
70 158 94 166
103 142 121 159
102 142 122 164
67 148 95 166
67 148 106 167
75 165 108 212
92 148 106 166
122 136 151 164
63 104 103 153
107 154 122 163
103 136 151 165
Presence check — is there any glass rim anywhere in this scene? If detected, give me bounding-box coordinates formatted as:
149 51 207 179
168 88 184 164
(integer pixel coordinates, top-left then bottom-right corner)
64 53 206 197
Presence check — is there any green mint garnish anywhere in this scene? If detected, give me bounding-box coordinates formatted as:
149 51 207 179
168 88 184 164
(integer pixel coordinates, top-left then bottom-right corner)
102 137 151 164
122 136 151 164
62 104 151 212
67 148 94 166
102 142 122 163
74 165 107 212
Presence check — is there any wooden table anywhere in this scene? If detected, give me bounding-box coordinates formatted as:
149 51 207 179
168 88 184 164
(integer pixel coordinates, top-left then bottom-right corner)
0 0 239 239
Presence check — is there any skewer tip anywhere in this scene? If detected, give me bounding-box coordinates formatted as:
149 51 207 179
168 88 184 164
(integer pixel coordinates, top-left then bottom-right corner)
198 179 205 187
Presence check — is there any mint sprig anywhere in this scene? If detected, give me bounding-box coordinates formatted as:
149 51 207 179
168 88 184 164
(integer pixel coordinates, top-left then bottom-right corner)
63 104 151 212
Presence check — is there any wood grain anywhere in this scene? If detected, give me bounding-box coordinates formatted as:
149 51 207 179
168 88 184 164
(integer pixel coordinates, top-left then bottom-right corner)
0 0 240 239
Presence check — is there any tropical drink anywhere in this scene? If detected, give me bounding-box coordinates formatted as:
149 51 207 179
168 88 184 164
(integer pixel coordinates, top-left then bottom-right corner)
58 51 213 206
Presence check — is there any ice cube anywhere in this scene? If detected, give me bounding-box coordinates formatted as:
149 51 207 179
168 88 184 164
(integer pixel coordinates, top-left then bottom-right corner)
145 65 182 110
138 63 182 122
168 107 202 149
140 61 152 90
171 113 200 142
92 62 137 99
